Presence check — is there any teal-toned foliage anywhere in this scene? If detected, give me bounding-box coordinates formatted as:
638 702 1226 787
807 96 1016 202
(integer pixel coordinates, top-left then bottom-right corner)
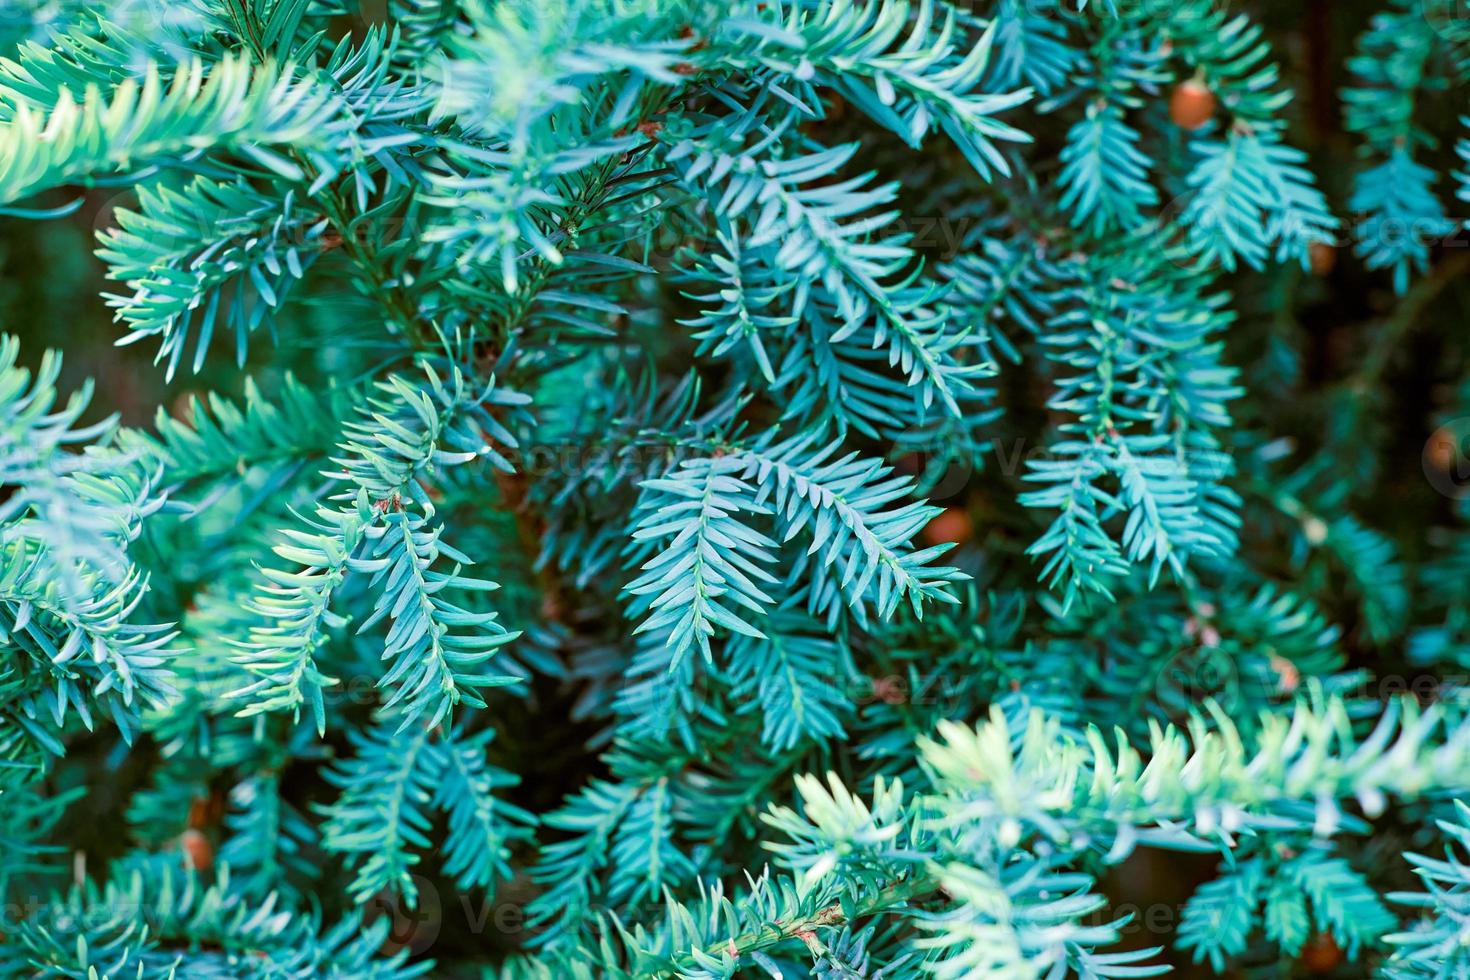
2 0 1470 977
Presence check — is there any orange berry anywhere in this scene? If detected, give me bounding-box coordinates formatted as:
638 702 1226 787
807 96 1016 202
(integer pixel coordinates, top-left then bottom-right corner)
922 508 973 547
1309 241 1337 276
1170 80 1217 131
180 829 213 872
1427 425 1462 476
1270 654 1301 694
1300 933 1343 973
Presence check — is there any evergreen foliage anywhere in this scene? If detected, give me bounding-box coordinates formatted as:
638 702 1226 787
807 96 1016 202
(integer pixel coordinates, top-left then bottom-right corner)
1 0 1469 976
